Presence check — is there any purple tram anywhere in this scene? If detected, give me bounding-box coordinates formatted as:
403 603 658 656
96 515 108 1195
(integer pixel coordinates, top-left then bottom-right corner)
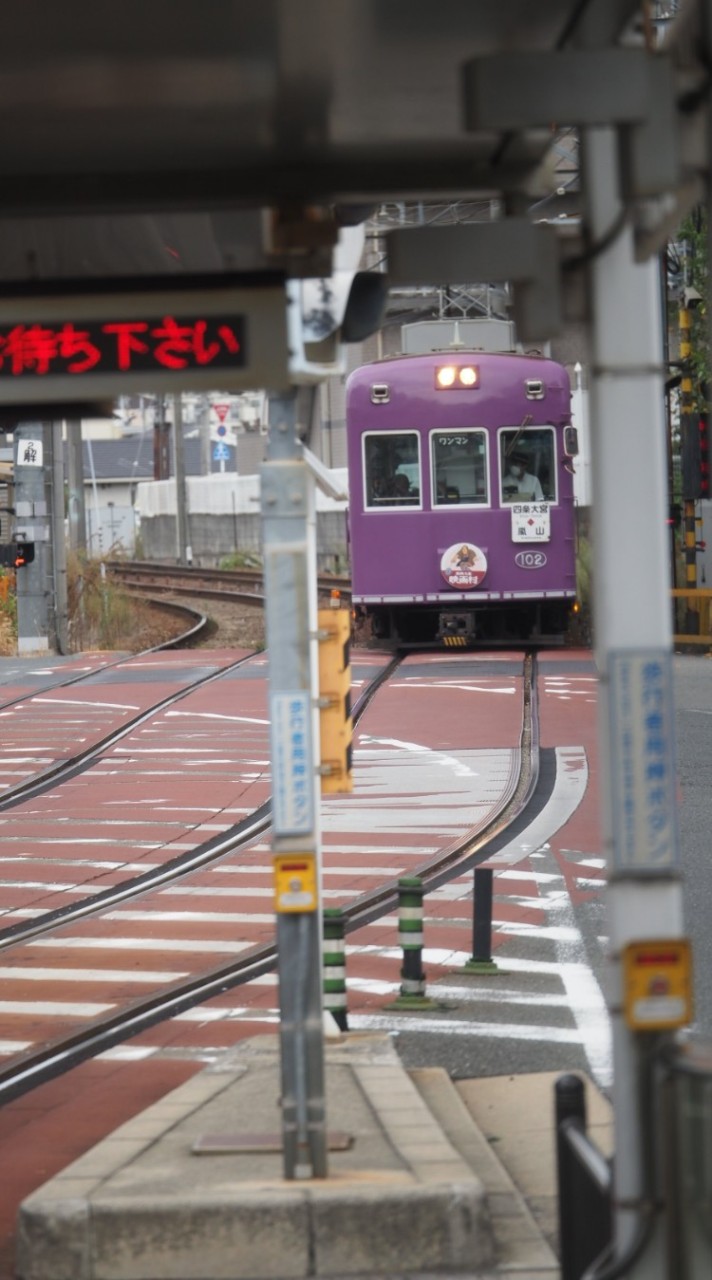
345 349 579 646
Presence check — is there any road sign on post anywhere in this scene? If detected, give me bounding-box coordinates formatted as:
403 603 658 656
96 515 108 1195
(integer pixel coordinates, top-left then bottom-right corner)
261 390 327 1182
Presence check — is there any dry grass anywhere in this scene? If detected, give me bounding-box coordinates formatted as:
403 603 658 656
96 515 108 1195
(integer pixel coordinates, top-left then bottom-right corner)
0 611 15 656
68 555 187 652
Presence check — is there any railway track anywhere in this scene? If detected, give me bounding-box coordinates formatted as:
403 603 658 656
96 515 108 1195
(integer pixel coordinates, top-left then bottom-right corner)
0 648 541 1106
108 559 351 606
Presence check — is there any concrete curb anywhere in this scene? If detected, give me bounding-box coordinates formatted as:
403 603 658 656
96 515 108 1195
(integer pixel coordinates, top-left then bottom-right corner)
17 1034 496 1280
409 1068 559 1279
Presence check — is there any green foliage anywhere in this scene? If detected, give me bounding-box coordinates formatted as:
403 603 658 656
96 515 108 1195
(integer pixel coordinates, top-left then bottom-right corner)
0 568 16 654
576 535 592 611
673 207 709 404
219 550 263 570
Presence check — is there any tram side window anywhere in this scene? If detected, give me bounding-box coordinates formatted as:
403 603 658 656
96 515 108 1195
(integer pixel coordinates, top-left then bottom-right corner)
431 430 487 506
364 431 421 507
499 428 556 503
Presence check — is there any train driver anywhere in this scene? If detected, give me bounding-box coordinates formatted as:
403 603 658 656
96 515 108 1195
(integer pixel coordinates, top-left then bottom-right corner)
502 450 544 502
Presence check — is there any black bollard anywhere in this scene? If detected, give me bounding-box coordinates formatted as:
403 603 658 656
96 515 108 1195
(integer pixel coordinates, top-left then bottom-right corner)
463 867 499 974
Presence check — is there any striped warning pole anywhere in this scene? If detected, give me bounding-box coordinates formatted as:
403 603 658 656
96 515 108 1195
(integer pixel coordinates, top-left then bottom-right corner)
386 876 438 1011
322 908 348 1031
397 876 427 1000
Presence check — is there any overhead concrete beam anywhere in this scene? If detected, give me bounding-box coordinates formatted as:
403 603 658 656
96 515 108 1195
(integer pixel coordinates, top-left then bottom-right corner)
387 220 562 343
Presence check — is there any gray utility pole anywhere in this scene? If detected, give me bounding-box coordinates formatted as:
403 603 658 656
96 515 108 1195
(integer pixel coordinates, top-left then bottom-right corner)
583 126 686 1280
49 422 69 654
66 420 87 555
172 394 191 565
261 390 327 1180
199 394 212 476
13 424 51 655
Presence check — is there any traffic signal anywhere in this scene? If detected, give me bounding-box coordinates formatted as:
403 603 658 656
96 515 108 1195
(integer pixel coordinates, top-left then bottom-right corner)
681 412 711 500
14 541 35 567
317 608 353 794
700 414 710 499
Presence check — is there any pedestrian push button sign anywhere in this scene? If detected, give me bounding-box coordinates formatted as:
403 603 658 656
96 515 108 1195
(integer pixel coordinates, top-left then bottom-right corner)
273 854 317 914
623 938 692 1030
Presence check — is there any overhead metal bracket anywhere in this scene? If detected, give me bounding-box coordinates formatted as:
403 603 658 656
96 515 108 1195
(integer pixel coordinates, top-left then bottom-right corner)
300 443 348 503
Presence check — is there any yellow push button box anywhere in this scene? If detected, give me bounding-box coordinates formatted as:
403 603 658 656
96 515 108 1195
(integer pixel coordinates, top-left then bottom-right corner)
273 854 317 914
623 939 692 1030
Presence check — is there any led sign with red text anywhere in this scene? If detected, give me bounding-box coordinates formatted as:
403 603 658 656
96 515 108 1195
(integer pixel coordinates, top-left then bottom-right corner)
0 315 246 380
0 284 290 401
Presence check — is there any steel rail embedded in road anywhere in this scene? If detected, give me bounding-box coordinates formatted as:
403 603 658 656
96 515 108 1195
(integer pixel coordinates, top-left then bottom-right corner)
0 651 254 814
0 651 544 1107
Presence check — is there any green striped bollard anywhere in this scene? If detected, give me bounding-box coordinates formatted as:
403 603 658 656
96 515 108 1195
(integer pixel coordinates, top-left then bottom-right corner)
323 908 348 1031
389 876 436 1010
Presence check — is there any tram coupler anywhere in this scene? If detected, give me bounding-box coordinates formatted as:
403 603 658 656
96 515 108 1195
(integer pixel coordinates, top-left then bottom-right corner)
438 611 476 647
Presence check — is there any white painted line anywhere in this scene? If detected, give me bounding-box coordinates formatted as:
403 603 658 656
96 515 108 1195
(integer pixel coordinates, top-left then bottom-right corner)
165 711 270 724
104 910 275 925
0 1000 113 1016
0 967 188 984
484 746 588 869
32 697 140 710
30 937 252 954
348 1014 585 1043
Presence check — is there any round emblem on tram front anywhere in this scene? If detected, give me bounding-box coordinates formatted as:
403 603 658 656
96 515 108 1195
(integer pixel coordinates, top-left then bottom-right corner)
440 542 488 588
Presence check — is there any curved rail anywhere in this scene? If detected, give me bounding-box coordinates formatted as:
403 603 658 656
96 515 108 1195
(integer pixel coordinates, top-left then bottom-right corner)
0 651 541 1106
0 653 402 948
0 652 254 813
108 559 351 605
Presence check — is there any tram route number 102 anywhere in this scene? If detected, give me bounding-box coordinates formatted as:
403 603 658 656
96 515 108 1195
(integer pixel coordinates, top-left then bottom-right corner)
514 550 548 569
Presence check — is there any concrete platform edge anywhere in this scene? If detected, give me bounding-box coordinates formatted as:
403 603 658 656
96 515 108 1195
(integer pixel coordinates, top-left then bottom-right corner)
16 1033 508 1280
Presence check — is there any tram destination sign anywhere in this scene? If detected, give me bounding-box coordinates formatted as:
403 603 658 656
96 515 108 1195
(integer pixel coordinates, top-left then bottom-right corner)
0 282 289 402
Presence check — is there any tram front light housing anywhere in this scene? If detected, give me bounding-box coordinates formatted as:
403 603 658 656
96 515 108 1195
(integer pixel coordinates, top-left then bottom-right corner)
435 364 479 389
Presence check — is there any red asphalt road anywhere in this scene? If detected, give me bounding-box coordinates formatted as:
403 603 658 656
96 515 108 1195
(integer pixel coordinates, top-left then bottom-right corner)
0 648 602 1276
0 649 249 798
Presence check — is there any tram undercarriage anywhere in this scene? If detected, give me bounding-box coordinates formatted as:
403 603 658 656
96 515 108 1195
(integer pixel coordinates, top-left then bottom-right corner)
360 599 574 648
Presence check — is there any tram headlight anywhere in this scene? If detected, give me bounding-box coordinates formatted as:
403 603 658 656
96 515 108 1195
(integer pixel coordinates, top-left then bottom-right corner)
435 364 479 389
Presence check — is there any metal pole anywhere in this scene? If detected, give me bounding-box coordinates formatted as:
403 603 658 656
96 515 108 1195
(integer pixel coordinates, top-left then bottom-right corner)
199 394 212 477
65 419 86 555
472 868 493 963
581 126 685 1280
172 394 190 565
14 423 50 655
463 867 499 974
555 1074 587 1280
262 390 327 1180
50 421 69 654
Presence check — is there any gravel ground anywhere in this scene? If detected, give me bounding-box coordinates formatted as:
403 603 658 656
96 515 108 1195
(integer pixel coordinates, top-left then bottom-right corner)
162 595 266 651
